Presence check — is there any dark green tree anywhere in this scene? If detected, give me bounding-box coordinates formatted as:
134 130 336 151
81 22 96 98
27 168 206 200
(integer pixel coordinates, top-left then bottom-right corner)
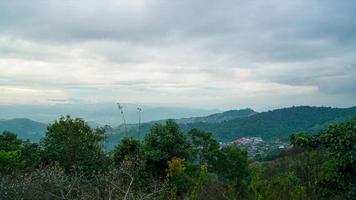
20 140 41 170
42 116 107 173
0 131 24 173
290 132 319 148
317 119 356 199
0 131 22 151
188 128 220 169
144 120 191 178
113 137 142 165
214 145 249 194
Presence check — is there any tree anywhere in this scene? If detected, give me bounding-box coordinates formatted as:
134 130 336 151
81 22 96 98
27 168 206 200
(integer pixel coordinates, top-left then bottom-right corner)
289 118 356 199
0 131 22 151
113 137 142 166
188 128 220 170
144 120 192 178
213 145 249 195
42 116 106 173
20 141 41 170
290 132 319 148
0 131 24 173
317 118 356 199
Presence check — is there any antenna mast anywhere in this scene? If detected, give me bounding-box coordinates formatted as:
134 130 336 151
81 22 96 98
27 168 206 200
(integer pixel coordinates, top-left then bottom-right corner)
137 107 142 135
117 102 128 137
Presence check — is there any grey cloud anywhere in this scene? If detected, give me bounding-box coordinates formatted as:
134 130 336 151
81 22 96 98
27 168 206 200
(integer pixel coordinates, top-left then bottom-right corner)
0 0 355 108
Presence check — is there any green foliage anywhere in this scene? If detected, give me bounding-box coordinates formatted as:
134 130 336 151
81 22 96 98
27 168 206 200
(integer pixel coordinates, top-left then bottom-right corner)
144 120 192 178
113 137 142 166
214 145 249 194
160 157 189 199
316 118 356 199
0 150 24 173
249 150 324 200
1 114 355 199
188 128 220 169
290 132 319 148
254 118 356 200
0 131 22 151
0 131 24 173
42 115 107 173
189 163 210 200
20 141 41 170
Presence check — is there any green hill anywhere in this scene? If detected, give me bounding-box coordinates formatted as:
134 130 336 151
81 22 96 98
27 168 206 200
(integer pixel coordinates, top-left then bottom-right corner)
2 106 356 147
112 108 257 136
174 108 257 124
180 106 356 142
111 106 356 144
0 118 47 141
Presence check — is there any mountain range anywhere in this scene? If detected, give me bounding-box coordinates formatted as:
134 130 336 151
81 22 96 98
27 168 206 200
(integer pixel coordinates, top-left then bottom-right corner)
107 106 356 148
0 103 219 125
1 106 355 147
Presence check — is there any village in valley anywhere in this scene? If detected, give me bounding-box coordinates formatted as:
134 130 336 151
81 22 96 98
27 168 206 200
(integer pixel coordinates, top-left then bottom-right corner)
223 137 291 158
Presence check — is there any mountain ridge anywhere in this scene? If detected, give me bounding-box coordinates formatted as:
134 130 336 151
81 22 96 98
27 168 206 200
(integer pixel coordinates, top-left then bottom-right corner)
2 106 356 146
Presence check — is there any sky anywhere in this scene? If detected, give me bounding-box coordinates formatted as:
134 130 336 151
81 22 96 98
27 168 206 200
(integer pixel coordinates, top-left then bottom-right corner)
0 0 355 111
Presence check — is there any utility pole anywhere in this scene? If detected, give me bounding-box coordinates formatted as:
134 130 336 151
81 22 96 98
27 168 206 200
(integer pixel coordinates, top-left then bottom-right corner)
103 124 112 152
117 102 128 137
137 107 142 135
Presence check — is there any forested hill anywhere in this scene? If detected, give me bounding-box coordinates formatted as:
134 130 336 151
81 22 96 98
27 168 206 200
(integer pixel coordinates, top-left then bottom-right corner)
141 108 257 125
113 106 356 143
0 118 47 141
2 106 356 145
179 106 356 142
112 108 258 136
173 108 257 124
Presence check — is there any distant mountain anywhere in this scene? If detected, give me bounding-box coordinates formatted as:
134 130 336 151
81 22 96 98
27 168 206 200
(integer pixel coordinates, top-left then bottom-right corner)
0 118 47 141
106 108 258 148
174 108 257 124
87 121 105 129
179 106 356 142
3 106 356 149
113 108 256 132
0 103 220 125
111 106 356 145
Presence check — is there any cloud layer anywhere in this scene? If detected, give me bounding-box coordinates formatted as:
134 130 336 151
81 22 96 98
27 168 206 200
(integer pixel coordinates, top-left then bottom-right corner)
0 0 355 110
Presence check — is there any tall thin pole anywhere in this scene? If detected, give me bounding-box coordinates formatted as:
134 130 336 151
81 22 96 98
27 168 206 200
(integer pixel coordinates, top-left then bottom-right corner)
103 124 112 152
137 107 142 135
117 103 127 137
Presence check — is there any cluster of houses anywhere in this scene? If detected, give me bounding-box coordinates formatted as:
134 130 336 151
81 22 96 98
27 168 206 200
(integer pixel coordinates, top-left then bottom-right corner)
222 136 289 158
232 137 263 145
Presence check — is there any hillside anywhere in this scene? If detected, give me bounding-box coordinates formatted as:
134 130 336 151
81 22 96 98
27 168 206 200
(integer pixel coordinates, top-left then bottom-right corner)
0 118 47 141
2 106 356 146
174 108 257 124
111 108 257 136
111 106 356 144
180 106 356 142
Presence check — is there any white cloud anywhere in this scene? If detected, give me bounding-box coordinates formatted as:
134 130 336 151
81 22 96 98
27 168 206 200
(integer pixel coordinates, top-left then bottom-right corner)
0 0 355 109
0 86 68 104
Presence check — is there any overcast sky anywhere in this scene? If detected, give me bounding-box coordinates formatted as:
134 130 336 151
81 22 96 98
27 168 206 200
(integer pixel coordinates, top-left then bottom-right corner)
0 0 355 110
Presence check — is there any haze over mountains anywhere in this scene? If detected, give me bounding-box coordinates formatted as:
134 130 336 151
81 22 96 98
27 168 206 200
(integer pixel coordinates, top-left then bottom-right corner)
0 103 219 125
2 106 355 148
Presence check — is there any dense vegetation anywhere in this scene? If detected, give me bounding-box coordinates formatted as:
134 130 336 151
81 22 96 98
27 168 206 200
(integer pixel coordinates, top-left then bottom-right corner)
0 114 355 199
